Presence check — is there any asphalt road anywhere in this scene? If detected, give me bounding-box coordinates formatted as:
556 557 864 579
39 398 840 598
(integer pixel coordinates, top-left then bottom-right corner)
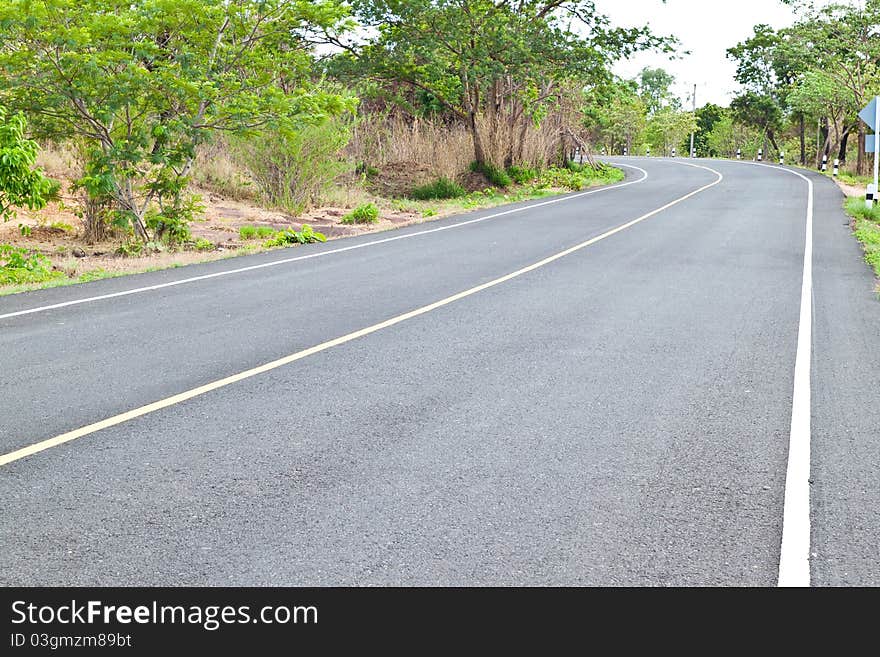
1 157 877 586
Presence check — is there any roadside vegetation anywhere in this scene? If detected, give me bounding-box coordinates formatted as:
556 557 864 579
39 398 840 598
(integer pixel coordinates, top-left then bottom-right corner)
844 197 880 280
0 0 676 294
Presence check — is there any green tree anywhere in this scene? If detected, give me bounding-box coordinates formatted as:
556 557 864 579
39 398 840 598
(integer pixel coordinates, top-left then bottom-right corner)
689 103 725 157
0 0 354 241
646 107 696 156
638 67 678 116
342 0 673 167
0 106 54 221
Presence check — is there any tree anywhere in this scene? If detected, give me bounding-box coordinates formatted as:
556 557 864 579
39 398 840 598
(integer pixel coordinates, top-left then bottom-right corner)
638 67 678 116
705 113 762 159
341 0 674 167
0 106 54 221
0 0 355 241
645 107 696 156
689 103 725 157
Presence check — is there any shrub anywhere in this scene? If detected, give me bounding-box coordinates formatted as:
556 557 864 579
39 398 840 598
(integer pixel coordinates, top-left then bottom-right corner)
234 116 352 215
193 238 215 251
506 165 539 184
240 224 276 240
410 177 465 200
0 243 62 285
470 161 511 187
341 202 379 224
263 224 327 247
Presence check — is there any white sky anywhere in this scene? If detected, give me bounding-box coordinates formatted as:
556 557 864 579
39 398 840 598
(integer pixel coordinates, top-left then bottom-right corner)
593 0 840 107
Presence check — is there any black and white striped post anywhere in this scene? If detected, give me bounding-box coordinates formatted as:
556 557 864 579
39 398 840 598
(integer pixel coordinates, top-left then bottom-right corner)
833 159 839 177
757 148 763 162
821 154 828 172
623 147 628 156
736 148 741 160
867 184 876 210
671 147 676 158
691 149 696 158
646 145 650 157
779 152 784 165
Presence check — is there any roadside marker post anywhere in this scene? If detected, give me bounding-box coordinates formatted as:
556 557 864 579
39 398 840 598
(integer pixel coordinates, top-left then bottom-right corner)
736 148 741 160
833 159 839 177
868 184 877 210
821 154 827 172
691 149 696 158
758 148 763 162
671 147 676 158
779 152 785 166
646 146 650 157
623 147 627 156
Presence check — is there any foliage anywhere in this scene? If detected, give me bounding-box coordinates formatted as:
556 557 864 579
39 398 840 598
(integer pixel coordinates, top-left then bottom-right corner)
845 197 880 277
638 67 679 115
646 107 697 156
539 164 623 191
263 224 327 247
506 166 539 185
341 202 379 224
410 178 466 200
192 238 215 251
0 106 55 221
471 161 512 188
234 114 354 215
340 0 674 167
239 225 277 240
0 243 61 285
0 0 355 239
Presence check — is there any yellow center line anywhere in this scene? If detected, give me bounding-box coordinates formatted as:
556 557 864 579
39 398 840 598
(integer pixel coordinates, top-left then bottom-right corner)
0 162 723 468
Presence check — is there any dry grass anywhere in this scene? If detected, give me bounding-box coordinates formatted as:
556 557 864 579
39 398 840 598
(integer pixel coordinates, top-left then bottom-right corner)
191 137 257 201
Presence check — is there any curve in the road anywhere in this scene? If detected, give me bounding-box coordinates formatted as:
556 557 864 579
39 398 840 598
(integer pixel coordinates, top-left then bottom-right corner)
0 161 721 469
0 164 652 321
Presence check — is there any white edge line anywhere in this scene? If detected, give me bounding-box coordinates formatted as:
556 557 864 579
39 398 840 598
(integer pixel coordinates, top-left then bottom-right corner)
737 162 813 588
0 161 723 467
0 165 649 321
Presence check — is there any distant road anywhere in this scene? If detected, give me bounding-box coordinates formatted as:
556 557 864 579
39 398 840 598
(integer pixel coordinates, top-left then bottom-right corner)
1 157 877 586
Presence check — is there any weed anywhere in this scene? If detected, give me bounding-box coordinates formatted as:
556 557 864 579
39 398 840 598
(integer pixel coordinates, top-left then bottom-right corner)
410 177 465 200
506 165 539 184
193 237 215 251
470 161 512 187
263 224 327 247
0 244 62 285
341 202 380 224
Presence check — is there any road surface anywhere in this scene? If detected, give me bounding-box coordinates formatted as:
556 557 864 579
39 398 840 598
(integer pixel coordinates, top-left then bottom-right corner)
1 157 878 586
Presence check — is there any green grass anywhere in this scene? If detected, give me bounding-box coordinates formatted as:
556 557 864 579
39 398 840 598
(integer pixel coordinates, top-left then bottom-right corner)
470 161 512 188
844 196 880 278
410 177 466 200
341 202 380 224
239 224 276 240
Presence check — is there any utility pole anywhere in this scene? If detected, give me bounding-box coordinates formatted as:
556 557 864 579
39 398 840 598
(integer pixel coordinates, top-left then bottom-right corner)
689 83 696 158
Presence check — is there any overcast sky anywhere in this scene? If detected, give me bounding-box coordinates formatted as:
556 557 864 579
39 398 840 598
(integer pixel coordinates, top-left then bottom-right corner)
593 0 841 108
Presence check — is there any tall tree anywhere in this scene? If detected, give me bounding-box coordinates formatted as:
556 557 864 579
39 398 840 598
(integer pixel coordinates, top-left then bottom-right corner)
341 0 674 167
0 0 354 241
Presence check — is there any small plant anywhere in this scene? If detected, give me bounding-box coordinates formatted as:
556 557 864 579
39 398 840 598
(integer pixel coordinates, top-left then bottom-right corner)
115 240 143 257
506 165 539 184
18 223 31 237
421 208 437 217
470 161 511 188
341 202 380 224
410 177 466 200
263 224 327 247
239 224 276 240
193 237 215 251
0 243 62 285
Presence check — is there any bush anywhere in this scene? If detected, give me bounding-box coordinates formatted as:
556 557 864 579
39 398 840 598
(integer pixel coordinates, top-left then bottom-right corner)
234 116 352 215
0 243 62 285
470 161 511 187
410 177 466 200
239 224 276 240
263 224 327 247
192 238 215 251
506 165 539 184
341 202 379 224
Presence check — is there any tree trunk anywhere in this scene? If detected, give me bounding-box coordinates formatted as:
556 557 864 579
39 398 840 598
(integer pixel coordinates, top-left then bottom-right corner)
799 113 806 165
837 126 851 163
